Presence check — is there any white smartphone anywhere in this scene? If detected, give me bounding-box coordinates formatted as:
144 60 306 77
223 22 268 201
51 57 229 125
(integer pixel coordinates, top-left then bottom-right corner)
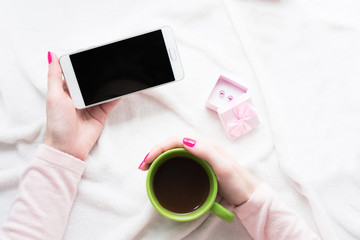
59 26 184 109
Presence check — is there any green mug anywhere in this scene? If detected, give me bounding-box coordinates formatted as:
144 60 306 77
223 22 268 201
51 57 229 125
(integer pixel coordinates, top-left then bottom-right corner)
146 148 234 222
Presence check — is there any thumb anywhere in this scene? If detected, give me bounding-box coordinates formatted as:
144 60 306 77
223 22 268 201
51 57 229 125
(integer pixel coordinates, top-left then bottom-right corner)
47 51 65 95
182 138 224 172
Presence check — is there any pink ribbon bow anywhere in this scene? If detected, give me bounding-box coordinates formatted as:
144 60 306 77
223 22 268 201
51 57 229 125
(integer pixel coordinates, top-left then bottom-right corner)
227 102 256 137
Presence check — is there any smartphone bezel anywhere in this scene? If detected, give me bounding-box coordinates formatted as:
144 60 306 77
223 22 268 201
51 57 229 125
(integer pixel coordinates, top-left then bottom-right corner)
59 26 184 109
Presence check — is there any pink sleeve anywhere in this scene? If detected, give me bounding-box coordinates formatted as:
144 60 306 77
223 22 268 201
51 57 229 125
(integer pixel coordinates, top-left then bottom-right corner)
0 144 86 240
235 183 321 240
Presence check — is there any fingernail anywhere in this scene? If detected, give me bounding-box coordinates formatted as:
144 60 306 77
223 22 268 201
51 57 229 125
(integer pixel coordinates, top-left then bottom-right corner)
138 152 149 169
183 138 196 148
47 51 52 64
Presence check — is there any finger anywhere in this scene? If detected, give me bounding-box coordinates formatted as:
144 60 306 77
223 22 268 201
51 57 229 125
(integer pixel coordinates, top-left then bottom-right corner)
100 98 121 115
48 52 70 99
86 99 121 125
182 137 227 172
139 136 223 171
47 52 64 93
139 136 186 171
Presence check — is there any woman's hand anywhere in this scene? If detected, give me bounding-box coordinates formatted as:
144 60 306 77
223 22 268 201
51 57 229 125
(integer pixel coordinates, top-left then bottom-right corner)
44 52 119 161
139 136 260 206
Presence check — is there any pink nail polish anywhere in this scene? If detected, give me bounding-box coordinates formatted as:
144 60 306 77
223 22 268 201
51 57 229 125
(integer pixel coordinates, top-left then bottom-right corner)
183 138 196 148
138 152 149 169
47 51 52 64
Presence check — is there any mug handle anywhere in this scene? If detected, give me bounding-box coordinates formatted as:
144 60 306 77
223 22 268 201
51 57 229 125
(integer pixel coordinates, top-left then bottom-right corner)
210 202 235 222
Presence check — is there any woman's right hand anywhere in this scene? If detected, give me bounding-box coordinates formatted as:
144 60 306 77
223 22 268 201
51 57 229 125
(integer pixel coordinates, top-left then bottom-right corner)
139 136 260 206
44 52 119 161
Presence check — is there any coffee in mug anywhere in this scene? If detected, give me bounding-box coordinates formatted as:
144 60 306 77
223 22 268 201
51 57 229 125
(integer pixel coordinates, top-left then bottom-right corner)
153 156 210 213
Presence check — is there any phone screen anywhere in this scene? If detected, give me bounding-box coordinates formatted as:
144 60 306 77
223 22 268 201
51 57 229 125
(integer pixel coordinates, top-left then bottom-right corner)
69 30 175 106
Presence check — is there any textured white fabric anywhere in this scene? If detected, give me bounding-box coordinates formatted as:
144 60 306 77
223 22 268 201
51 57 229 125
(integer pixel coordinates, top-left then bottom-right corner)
0 0 359 239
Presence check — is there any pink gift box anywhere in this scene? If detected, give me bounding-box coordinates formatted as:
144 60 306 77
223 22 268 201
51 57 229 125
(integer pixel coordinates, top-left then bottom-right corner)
206 75 248 111
217 95 260 140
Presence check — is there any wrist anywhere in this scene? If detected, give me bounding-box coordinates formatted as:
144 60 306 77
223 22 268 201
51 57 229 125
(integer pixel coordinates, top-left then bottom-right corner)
235 168 261 206
44 137 87 161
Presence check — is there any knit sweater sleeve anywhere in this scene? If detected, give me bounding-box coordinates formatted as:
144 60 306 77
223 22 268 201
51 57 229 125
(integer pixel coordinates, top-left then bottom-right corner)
235 183 320 240
0 144 86 240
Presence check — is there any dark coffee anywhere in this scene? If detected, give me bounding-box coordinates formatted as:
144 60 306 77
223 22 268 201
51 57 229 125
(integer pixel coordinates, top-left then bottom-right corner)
153 156 210 214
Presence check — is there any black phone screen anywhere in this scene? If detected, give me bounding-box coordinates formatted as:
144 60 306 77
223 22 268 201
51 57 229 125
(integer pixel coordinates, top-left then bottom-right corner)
69 30 174 106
